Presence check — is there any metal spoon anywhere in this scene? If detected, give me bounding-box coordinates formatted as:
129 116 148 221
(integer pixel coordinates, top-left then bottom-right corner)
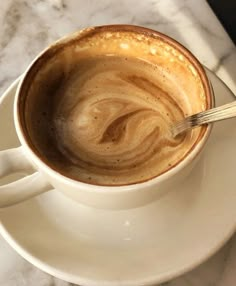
171 100 236 137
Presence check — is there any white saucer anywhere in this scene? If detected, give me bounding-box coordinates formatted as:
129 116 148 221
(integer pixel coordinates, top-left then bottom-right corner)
0 70 236 286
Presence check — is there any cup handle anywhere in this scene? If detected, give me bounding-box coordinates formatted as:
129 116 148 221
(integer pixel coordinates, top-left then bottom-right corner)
0 146 52 207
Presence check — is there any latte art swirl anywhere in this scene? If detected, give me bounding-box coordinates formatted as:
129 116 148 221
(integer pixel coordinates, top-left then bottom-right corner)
51 56 193 185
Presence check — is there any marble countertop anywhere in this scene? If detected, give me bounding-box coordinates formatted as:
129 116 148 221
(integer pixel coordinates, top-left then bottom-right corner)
0 0 235 285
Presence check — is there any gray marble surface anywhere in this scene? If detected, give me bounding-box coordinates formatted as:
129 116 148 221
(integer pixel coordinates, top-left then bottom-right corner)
0 0 236 285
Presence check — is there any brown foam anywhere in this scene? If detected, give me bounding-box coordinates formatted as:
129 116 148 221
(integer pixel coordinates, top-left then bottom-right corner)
19 26 209 186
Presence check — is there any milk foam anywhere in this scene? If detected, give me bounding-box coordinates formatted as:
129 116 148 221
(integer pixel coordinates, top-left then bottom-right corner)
50 55 197 185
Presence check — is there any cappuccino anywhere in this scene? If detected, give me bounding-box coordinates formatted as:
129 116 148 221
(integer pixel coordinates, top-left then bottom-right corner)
21 27 207 185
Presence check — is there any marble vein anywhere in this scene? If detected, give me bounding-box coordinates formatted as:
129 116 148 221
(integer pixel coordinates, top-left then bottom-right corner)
212 48 236 73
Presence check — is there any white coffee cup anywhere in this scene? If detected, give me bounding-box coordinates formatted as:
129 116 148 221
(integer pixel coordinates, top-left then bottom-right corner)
0 25 214 209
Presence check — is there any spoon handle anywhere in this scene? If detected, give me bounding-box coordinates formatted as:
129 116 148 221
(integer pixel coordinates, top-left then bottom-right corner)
172 100 236 136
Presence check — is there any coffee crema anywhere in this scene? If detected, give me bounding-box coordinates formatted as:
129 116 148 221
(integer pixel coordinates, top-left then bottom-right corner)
21 27 207 186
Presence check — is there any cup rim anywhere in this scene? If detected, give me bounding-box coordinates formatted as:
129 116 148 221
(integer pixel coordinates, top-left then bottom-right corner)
14 24 215 192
